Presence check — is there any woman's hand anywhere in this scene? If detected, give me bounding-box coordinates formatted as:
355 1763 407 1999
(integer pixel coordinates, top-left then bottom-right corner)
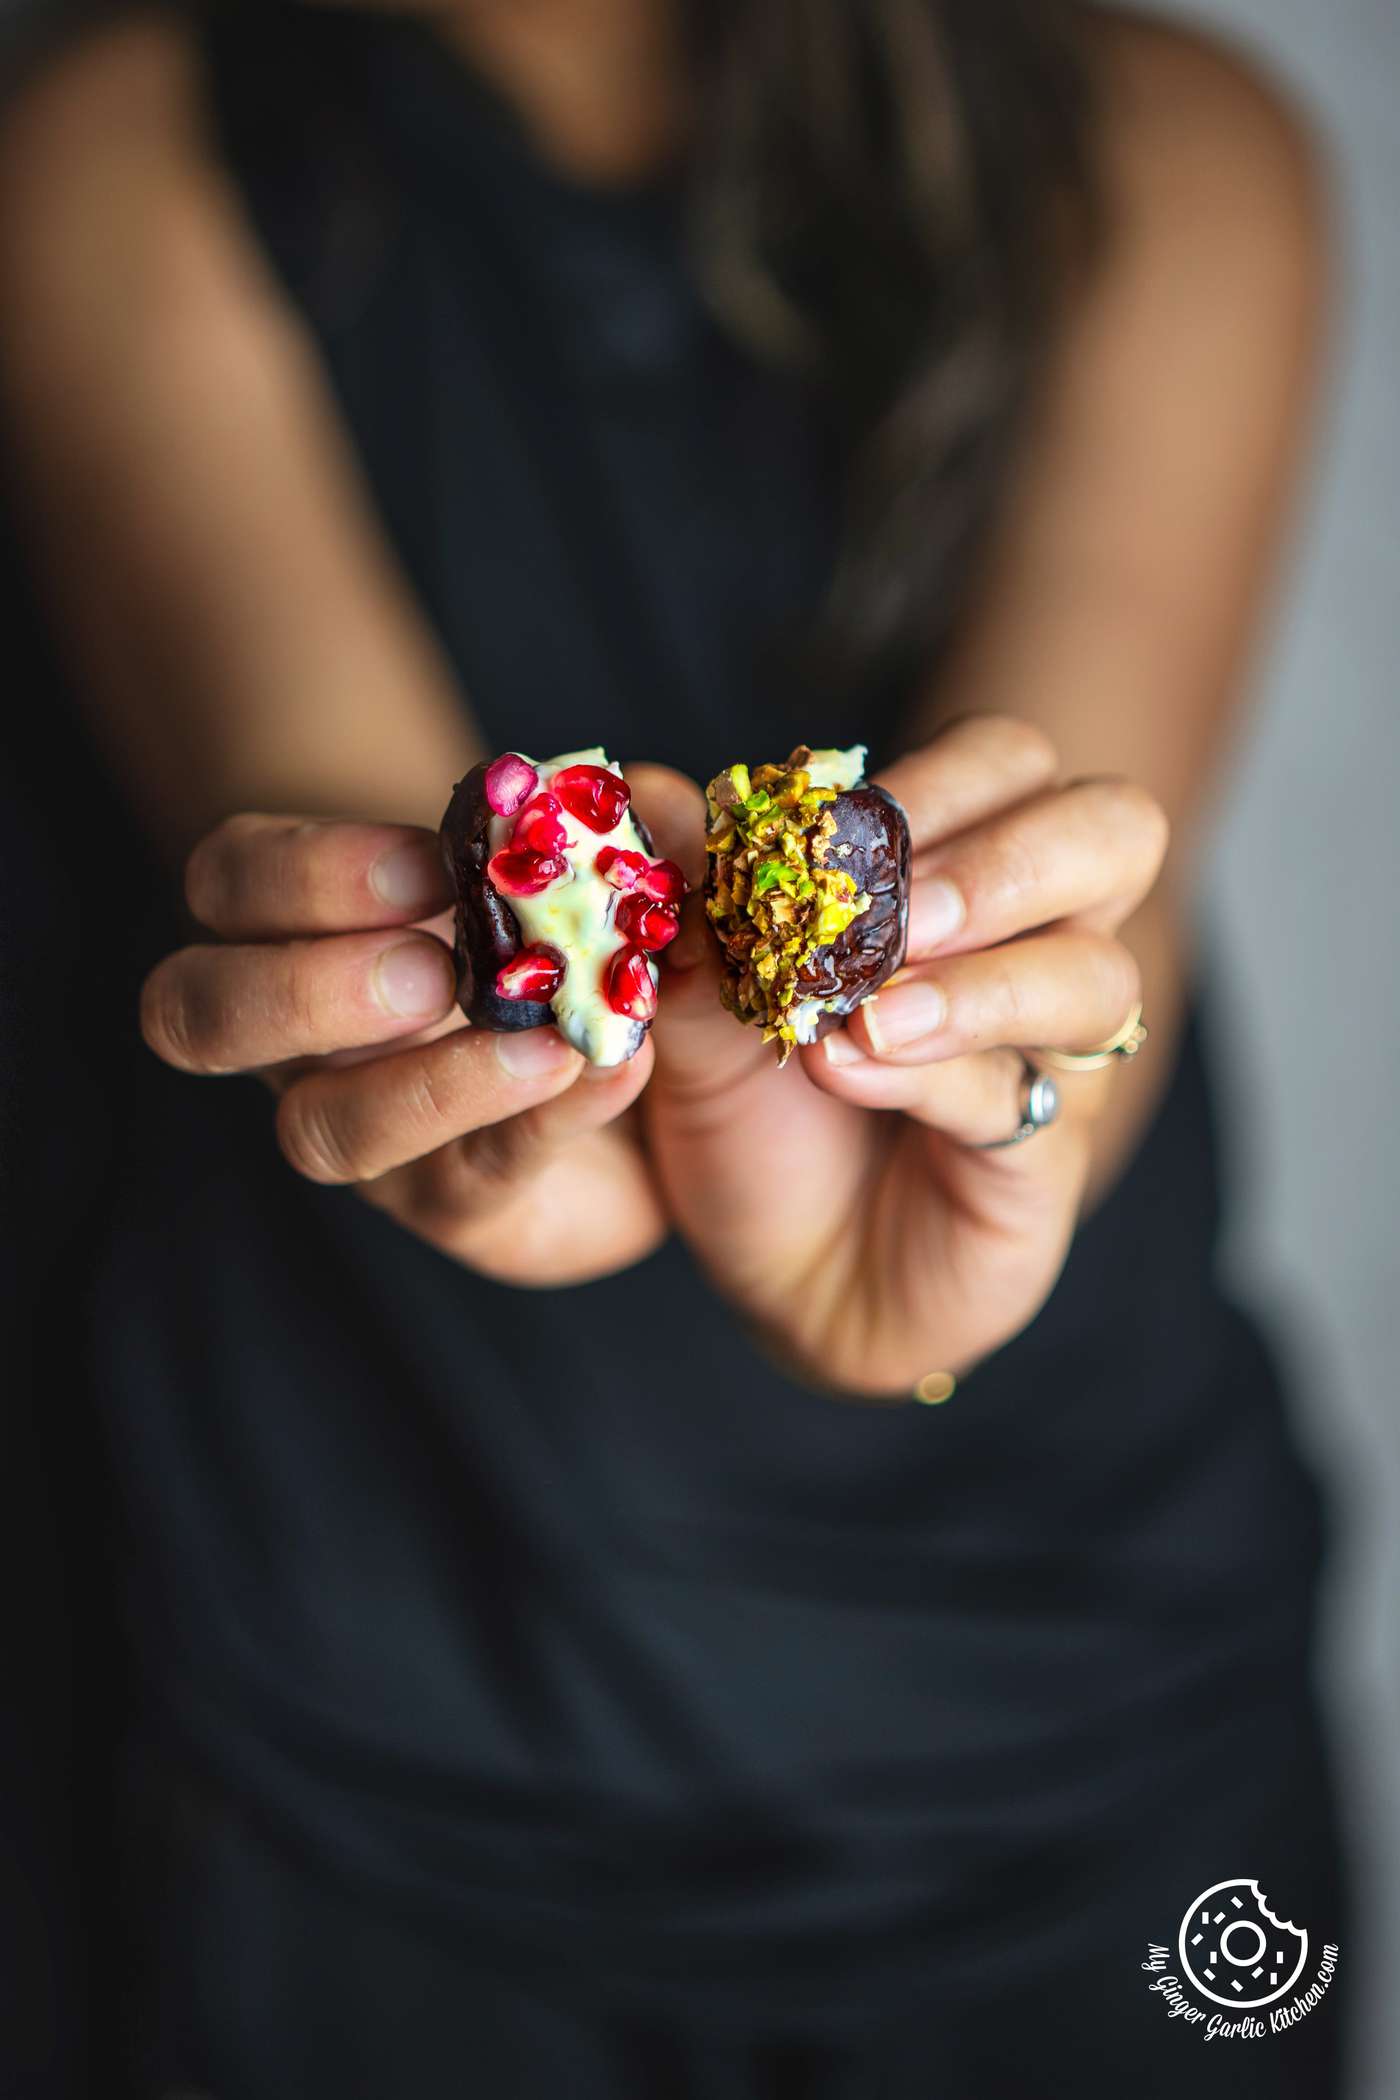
139 812 666 1285
637 718 1169 1398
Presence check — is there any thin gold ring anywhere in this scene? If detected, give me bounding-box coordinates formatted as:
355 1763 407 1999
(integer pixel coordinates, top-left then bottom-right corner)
1037 1001 1148 1073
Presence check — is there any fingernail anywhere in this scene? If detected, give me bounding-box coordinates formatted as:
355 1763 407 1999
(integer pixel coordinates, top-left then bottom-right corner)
497 1027 579 1080
373 940 452 1018
910 877 965 951
864 979 947 1054
370 840 444 913
823 1030 866 1068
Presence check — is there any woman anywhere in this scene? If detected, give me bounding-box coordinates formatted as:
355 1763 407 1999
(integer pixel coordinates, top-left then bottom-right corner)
0 1 1345 2092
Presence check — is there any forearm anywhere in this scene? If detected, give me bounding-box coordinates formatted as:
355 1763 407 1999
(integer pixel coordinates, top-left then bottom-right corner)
0 17 475 864
2 300 474 860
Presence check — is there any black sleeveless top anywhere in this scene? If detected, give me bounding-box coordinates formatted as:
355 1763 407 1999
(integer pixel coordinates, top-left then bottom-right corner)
51 9 1328 2016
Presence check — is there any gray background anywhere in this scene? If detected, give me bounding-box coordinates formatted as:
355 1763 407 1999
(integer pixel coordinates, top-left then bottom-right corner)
1151 1 1399 2090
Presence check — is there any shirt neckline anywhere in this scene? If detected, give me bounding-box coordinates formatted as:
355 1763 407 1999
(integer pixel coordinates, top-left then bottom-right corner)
384 17 688 228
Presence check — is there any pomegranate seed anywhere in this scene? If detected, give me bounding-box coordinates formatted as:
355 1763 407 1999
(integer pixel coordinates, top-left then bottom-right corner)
495 943 566 1001
483 752 538 818
639 858 687 905
594 846 650 891
614 893 679 951
511 792 567 855
603 945 658 1021
552 763 631 834
487 846 569 897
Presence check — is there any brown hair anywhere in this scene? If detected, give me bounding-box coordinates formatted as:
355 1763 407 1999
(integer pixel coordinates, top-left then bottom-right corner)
689 1 1098 703
5 1 1098 708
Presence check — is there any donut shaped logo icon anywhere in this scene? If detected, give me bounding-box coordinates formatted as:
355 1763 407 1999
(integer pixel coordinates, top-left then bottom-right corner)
1178 1879 1308 2010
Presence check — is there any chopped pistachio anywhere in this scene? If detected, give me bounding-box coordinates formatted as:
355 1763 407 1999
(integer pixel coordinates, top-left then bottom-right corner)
704 745 873 1061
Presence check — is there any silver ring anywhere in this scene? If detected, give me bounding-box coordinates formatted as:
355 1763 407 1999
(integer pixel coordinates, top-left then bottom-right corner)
974 1055 1060 1150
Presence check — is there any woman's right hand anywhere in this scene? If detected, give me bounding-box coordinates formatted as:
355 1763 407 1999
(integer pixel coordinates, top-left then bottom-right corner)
139 813 666 1284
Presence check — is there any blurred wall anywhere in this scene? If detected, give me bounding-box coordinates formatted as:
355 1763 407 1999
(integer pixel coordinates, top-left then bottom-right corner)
1146 3 1400 2095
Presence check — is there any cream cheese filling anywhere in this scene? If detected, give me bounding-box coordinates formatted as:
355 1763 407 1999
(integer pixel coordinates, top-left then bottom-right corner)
803 744 867 793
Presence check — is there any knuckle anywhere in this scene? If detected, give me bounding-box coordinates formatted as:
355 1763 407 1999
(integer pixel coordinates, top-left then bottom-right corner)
305 857 351 928
994 955 1032 1037
275 1082 358 1185
138 959 186 1066
402 1054 467 1147
183 813 264 927
1132 788 1171 876
281 821 344 925
271 943 329 1048
971 714 1059 781
980 825 1046 913
963 951 1030 1047
459 1112 538 1192
219 811 271 841
1094 936 1142 1018
140 954 215 1072
182 833 226 927
1078 776 1171 871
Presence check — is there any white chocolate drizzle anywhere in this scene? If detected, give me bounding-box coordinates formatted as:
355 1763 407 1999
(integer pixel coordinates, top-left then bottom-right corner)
488 747 658 1066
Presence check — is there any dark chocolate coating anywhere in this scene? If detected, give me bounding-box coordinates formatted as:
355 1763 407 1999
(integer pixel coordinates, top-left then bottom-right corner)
794 784 911 1040
439 765 552 1033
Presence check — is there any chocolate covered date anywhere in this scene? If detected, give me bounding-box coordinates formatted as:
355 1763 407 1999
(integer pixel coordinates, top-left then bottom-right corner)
439 747 686 1067
703 744 910 1058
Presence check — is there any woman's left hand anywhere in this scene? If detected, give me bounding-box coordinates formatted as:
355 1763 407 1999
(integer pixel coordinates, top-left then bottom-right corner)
634 715 1169 1398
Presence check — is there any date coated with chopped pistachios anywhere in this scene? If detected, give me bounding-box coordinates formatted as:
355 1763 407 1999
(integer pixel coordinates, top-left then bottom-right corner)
703 745 912 1059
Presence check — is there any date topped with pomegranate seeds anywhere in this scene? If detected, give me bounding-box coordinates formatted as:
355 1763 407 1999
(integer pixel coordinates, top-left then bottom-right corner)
440 746 688 1066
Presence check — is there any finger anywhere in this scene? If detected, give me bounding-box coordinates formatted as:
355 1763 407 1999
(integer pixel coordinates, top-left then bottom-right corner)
185 812 452 939
649 899 780 1106
624 763 782 1105
622 762 708 889
254 1002 469 1100
802 1031 1093 1306
804 1040 1057 1146
905 778 1169 959
140 929 457 1074
874 714 1059 850
368 1036 655 1226
837 930 1141 1066
275 1019 586 1185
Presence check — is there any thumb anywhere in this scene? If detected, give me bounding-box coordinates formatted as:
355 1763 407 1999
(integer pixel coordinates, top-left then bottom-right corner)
621 761 707 888
622 761 776 1104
